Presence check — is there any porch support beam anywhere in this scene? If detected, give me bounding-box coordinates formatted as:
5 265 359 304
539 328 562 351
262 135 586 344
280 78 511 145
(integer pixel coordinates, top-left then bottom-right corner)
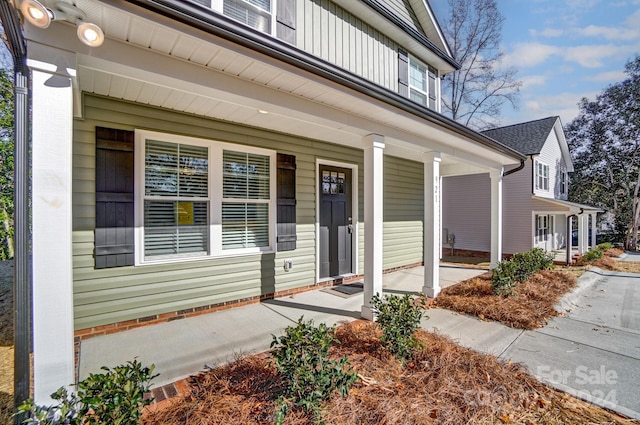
422 152 441 298
361 134 385 320
28 47 76 403
591 213 598 250
578 214 589 254
489 168 503 269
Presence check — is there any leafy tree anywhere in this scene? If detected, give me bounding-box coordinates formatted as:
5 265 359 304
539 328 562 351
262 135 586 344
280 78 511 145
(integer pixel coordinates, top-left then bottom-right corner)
565 56 640 250
0 66 13 259
439 0 521 130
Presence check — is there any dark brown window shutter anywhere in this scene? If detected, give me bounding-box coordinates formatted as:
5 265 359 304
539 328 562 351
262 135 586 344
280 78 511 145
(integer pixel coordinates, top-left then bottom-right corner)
95 127 135 268
277 153 296 251
276 0 296 44
398 49 409 97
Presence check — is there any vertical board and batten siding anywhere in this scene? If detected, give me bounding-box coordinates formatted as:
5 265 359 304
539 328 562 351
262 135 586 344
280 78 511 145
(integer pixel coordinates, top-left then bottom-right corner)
376 0 423 32
383 155 424 269
72 95 425 329
441 174 491 252
298 0 399 92
534 131 565 199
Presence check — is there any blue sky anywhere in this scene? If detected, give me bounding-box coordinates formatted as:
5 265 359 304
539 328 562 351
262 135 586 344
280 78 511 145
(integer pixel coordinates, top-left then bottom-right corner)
429 0 640 127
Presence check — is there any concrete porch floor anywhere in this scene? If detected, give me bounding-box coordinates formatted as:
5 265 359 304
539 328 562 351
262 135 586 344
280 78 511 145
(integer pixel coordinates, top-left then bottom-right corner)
79 264 487 387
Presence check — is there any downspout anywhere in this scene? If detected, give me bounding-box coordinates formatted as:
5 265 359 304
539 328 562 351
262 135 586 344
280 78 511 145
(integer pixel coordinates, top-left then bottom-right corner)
0 2 32 423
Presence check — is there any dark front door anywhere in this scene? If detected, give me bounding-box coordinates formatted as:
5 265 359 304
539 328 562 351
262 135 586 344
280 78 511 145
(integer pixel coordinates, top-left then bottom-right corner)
319 165 352 278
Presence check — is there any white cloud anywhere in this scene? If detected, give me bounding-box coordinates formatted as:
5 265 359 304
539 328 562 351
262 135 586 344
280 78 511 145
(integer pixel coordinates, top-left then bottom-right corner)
504 42 561 68
520 75 547 89
574 24 640 40
520 91 600 125
529 28 564 38
583 70 627 82
564 43 640 68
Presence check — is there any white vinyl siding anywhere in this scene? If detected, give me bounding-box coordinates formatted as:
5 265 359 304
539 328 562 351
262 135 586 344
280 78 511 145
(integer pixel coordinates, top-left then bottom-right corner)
441 174 491 253
135 130 276 264
536 129 570 199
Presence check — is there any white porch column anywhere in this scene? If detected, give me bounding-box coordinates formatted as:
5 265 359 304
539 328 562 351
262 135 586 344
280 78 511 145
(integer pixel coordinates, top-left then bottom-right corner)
489 168 503 269
591 213 598 250
361 134 385 320
29 48 76 403
578 214 589 254
423 152 441 298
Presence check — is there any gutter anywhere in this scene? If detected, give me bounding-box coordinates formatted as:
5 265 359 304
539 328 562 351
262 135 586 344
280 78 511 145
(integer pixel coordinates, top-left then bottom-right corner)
123 0 525 162
0 1 32 423
503 159 525 177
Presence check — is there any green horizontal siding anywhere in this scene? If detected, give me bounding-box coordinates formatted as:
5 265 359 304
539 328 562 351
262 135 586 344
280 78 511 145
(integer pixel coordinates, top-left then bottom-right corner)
73 95 364 329
73 96 427 329
383 155 423 269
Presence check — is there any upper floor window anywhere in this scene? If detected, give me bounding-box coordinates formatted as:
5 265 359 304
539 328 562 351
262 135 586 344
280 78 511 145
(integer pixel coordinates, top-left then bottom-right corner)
560 170 568 195
189 0 274 34
535 160 549 191
408 56 438 111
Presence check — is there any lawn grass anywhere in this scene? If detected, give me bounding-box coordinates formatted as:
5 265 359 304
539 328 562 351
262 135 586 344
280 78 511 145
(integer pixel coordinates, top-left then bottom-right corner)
142 320 637 425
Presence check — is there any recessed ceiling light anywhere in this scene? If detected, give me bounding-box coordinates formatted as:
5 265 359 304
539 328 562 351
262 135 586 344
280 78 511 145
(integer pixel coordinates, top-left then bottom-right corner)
258 109 269 114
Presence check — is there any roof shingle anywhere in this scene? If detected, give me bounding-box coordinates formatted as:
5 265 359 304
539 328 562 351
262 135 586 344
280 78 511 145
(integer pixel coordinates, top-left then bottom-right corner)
481 116 558 155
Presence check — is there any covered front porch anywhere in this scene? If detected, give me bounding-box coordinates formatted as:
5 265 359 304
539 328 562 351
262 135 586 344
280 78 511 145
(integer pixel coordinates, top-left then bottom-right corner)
78 264 487 388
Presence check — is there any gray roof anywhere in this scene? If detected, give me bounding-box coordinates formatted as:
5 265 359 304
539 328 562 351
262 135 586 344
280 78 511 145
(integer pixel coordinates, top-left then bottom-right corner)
481 117 558 155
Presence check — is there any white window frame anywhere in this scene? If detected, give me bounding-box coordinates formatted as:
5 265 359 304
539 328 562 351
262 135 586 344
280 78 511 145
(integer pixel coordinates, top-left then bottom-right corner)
560 170 568 195
408 55 440 112
211 0 276 36
535 160 549 191
536 214 548 244
134 130 277 265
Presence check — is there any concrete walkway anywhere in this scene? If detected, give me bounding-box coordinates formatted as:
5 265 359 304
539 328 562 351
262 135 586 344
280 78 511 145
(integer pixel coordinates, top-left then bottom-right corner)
79 264 486 386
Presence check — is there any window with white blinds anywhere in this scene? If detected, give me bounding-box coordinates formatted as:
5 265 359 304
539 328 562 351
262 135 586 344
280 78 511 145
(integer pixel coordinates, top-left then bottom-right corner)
223 0 272 33
143 141 210 259
222 150 270 249
136 131 275 264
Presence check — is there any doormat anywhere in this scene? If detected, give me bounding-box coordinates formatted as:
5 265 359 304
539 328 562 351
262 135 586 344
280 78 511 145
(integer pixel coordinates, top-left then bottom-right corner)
322 282 364 298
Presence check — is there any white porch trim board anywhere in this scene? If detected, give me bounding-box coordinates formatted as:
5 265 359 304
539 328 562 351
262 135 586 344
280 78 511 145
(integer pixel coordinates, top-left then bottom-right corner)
361 134 385 320
422 152 441 298
591 213 597 250
490 168 503 269
578 214 589 254
29 49 76 404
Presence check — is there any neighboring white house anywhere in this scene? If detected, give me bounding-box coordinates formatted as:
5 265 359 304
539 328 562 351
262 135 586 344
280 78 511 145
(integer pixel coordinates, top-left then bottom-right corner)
443 116 601 257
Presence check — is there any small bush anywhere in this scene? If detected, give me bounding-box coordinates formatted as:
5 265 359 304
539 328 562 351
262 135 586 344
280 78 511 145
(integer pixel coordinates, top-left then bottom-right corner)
492 248 554 296
596 242 614 251
582 247 604 262
270 317 358 424
371 293 425 362
17 360 157 425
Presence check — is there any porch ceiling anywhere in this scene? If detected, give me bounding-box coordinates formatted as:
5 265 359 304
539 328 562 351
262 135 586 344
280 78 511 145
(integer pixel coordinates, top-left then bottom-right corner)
25 0 519 174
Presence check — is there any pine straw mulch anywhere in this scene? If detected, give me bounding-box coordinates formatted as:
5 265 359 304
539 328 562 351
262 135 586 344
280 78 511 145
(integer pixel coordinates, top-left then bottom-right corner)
142 320 637 425
0 275 13 425
584 248 640 274
433 269 576 330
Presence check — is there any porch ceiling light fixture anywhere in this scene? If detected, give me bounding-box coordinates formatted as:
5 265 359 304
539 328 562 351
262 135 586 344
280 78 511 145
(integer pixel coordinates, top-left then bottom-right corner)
16 0 105 47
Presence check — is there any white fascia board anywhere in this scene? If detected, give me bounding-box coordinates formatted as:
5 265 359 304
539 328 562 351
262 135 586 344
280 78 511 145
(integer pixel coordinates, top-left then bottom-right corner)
552 117 574 172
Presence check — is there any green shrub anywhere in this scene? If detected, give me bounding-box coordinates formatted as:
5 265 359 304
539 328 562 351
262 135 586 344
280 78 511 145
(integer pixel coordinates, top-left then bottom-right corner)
17 360 157 425
491 248 555 296
596 242 614 251
270 317 358 424
582 247 604 262
371 293 425 362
